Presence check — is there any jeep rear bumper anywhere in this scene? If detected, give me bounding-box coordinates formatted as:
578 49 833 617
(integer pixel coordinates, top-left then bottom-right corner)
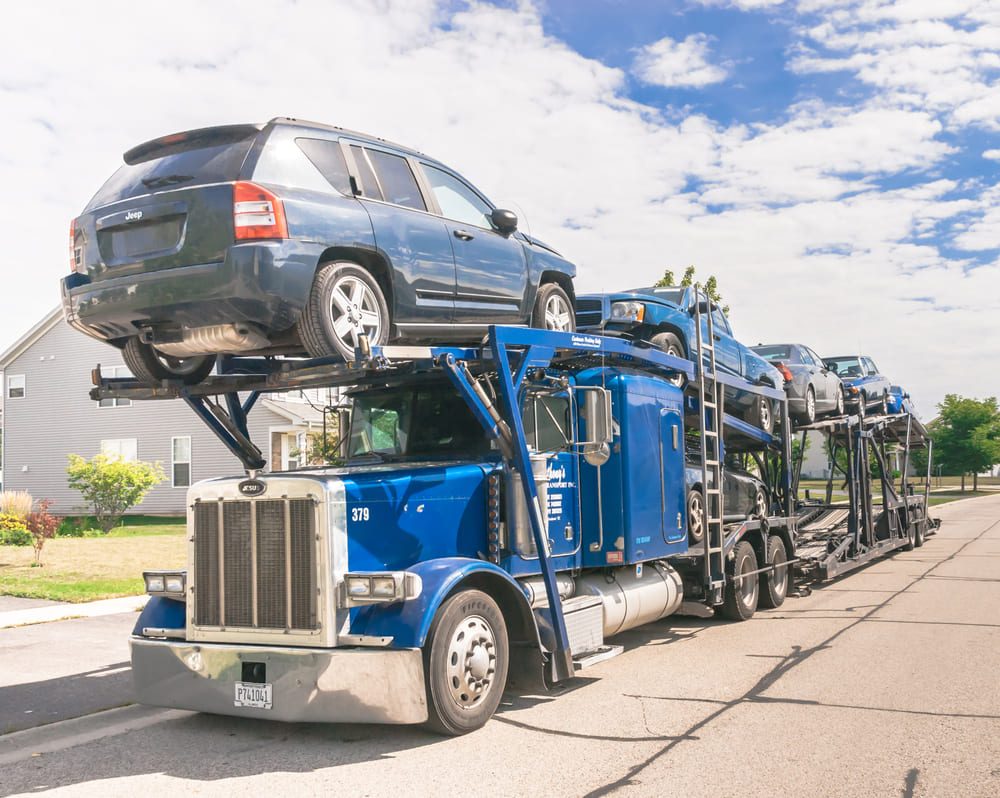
61 241 325 343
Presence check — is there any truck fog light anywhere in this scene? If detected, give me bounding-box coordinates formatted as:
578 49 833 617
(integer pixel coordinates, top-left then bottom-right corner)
371 576 397 598
347 576 372 597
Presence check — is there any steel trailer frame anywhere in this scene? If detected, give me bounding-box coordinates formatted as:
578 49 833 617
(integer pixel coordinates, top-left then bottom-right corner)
792 412 937 581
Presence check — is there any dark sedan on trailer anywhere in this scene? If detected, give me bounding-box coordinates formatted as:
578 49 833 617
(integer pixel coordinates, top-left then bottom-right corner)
822 355 891 417
684 453 770 544
751 343 845 425
576 286 784 433
62 118 577 385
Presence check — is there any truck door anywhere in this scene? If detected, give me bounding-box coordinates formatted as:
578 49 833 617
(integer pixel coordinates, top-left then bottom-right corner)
660 409 686 543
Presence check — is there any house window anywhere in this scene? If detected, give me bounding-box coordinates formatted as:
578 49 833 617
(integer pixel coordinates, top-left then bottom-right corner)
172 436 192 487
101 438 138 462
98 366 132 408
7 374 25 399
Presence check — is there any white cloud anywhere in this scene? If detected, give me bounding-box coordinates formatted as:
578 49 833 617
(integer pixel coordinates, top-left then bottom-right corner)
791 0 1000 130
0 0 996 415
984 149 1000 160
633 34 728 88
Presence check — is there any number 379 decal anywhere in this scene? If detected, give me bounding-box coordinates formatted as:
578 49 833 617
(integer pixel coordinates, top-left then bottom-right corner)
351 506 370 522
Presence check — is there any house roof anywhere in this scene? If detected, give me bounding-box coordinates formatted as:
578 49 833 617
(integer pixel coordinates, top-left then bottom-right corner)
0 307 63 368
260 398 326 426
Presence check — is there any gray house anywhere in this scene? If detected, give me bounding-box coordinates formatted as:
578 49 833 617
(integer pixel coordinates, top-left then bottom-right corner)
0 310 343 515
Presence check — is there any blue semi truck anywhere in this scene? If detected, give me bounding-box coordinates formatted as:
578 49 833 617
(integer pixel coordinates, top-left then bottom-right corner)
119 315 800 735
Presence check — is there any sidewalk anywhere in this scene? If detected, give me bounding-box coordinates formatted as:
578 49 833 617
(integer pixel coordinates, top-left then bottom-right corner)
0 595 148 629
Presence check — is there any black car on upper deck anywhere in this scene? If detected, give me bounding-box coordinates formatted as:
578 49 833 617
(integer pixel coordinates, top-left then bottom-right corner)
62 118 577 385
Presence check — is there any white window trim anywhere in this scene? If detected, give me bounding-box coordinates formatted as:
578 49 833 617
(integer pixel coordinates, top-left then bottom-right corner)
98 365 132 409
171 436 192 488
7 374 25 399
100 438 138 462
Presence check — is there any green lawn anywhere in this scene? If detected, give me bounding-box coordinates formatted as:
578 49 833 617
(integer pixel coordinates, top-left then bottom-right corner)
927 491 992 507
0 518 186 603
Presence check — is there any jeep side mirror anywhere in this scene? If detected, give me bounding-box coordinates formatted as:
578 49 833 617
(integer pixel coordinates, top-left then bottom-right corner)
578 387 612 466
491 208 518 235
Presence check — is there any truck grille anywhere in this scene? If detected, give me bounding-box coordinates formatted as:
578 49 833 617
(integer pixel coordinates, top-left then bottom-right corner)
193 498 317 631
575 297 605 329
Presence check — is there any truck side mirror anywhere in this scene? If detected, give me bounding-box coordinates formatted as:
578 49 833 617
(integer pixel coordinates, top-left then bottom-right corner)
578 387 612 466
491 208 518 235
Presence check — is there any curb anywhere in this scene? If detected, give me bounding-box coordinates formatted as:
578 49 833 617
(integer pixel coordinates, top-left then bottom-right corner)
0 595 149 629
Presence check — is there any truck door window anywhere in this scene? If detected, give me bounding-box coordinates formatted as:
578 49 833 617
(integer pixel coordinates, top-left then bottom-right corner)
523 393 571 453
364 148 427 210
711 306 731 335
421 163 493 229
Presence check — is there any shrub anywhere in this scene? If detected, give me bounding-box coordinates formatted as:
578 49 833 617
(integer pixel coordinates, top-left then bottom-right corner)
66 454 165 533
24 500 59 565
56 516 97 537
0 513 32 546
0 491 33 519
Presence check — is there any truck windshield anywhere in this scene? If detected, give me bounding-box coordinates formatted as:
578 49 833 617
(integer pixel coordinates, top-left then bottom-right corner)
348 383 491 459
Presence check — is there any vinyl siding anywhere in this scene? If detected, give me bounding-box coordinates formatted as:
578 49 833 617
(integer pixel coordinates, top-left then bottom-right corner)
2 320 305 515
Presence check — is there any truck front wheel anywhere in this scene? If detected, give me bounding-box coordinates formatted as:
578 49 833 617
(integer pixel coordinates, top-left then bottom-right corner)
423 589 509 736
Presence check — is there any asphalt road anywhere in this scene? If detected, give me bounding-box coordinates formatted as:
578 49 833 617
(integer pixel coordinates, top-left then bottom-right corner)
1 494 998 797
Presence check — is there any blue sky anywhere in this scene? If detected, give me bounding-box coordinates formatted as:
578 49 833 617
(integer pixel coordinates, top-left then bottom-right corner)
0 0 998 416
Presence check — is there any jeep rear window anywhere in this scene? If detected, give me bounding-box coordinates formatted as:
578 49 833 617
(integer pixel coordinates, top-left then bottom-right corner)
86 135 257 209
295 138 352 195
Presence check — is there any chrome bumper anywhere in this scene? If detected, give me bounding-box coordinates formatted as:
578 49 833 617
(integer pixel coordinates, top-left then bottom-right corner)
130 637 427 724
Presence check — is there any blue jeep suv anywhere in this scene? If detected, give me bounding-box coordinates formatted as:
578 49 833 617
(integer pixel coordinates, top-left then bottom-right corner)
62 118 577 384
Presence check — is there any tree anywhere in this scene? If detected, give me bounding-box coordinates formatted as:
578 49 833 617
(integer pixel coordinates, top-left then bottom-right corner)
24 499 58 566
66 454 165 532
931 395 1000 491
654 265 730 315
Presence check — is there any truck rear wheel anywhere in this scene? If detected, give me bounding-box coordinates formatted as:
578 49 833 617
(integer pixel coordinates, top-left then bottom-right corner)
759 535 788 609
423 589 509 736
718 540 759 621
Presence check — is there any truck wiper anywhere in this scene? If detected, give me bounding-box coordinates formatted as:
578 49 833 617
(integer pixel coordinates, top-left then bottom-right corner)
141 173 194 188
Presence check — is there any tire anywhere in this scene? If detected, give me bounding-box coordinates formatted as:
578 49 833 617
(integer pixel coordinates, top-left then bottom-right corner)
880 392 889 415
914 519 925 548
531 282 575 332
122 337 216 386
753 489 768 518
759 535 789 609
746 395 775 435
687 487 705 544
718 540 759 621
856 394 866 420
298 262 390 360
650 332 686 386
902 519 916 551
834 385 845 416
796 387 816 425
423 589 509 736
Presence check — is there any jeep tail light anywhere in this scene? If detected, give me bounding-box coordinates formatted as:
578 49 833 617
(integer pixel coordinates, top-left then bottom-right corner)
776 362 794 383
233 182 287 240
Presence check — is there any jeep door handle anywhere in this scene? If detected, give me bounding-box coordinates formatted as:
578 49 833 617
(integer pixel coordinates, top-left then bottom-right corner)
453 229 475 241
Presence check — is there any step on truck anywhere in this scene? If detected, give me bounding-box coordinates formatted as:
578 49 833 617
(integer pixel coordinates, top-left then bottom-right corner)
97 291 930 734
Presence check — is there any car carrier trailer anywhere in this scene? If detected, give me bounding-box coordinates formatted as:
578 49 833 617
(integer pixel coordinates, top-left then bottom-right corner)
92 287 813 734
792 412 939 581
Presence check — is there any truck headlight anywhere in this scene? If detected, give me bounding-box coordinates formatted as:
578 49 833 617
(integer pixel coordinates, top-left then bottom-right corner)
610 301 645 323
341 572 422 605
144 570 186 598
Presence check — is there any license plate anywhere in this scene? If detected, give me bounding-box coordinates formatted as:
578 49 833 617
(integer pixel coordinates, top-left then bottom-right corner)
234 682 272 709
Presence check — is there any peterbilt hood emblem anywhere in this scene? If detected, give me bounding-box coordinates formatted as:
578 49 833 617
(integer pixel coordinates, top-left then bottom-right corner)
238 478 266 497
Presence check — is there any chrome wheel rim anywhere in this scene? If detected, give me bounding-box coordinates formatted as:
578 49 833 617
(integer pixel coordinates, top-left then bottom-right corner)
544 293 572 331
689 492 704 540
664 344 685 386
445 614 497 711
755 491 768 517
739 554 758 608
806 390 816 421
329 275 382 351
760 399 771 430
836 389 844 415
